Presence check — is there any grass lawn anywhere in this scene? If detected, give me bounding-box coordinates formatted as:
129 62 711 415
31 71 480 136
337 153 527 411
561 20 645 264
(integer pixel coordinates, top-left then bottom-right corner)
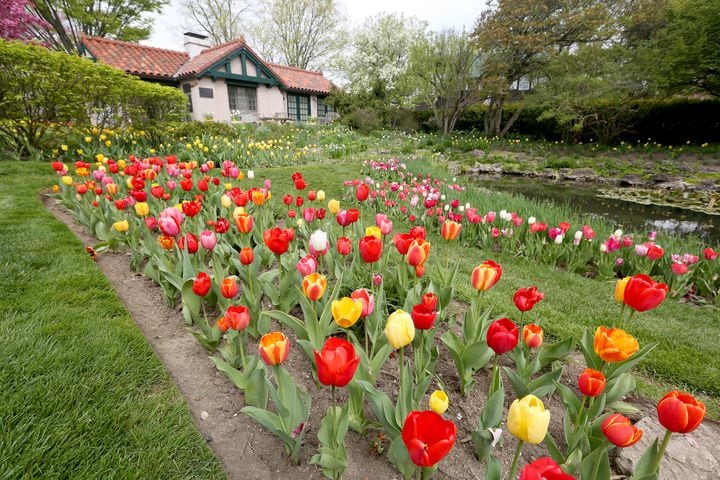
0 162 224 479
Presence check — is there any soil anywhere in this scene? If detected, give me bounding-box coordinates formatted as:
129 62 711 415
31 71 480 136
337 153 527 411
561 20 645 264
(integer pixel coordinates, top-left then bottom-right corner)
42 194 716 480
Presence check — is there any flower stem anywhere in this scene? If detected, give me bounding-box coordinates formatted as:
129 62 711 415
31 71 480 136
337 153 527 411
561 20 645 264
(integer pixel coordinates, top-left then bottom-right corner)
238 330 247 372
507 439 524 480
651 429 673 475
331 386 337 448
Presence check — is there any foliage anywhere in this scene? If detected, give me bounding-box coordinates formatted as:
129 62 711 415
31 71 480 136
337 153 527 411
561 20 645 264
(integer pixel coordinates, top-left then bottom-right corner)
0 40 186 160
248 0 346 70
180 0 252 45
28 0 167 53
407 29 480 135
0 0 48 42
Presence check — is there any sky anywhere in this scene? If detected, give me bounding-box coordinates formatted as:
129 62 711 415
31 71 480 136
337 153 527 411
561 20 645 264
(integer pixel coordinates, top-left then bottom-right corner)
144 0 489 51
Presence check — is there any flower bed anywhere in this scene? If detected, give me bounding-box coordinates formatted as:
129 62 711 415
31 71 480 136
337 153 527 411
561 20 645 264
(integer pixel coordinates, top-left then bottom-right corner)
50 155 710 479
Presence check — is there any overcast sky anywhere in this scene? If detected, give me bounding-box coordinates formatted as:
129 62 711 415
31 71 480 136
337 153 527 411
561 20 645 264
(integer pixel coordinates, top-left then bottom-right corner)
144 0 489 51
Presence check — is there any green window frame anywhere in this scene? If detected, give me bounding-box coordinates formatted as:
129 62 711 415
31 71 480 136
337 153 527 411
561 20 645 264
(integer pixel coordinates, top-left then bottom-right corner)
317 97 332 120
287 93 310 121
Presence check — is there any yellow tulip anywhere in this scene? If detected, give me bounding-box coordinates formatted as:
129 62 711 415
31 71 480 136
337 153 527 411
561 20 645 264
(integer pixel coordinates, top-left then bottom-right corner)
105 140 112 147
328 199 340 214
52 185 59 193
221 194 232 208
61 176 73 186
384 309 415 349
61 144 68 151
116 159 125 168
316 190 326 201
429 390 449 414
507 394 550 444
84 136 92 143
232 206 246 221
332 297 363 328
134 202 149 217
365 226 381 239
614 277 630 303
113 220 129 232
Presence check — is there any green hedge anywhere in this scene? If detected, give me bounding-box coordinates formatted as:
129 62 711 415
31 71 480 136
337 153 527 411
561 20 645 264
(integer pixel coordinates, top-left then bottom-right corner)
454 99 720 144
0 40 187 160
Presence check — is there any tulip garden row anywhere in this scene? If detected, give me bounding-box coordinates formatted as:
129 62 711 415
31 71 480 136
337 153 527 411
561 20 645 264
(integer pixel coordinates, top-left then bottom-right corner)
50 155 709 480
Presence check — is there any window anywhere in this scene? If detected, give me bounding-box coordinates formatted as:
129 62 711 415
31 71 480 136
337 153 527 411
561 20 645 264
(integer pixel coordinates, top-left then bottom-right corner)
228 85 257 112
317 97 332 121
199 87 214 98
182 83 193 113
287 93 310 121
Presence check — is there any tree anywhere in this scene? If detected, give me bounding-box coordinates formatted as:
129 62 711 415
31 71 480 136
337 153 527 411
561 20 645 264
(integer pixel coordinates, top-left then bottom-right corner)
0 0 47 42
180 0 252 45
339 13 427 101
248 0 346 70
27 0 168 53
407 30 480 135
472 0 616 137
651 0 720 97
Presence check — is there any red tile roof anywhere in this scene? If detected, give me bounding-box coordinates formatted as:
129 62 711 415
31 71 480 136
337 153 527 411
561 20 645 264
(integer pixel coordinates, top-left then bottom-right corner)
82 36 188 80
80 35 333 95
269 63 333 95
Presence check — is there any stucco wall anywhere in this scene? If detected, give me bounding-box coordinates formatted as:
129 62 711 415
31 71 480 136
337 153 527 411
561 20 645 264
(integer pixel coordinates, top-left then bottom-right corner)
229 56 258 77
257 85 287 119
185 78 231 122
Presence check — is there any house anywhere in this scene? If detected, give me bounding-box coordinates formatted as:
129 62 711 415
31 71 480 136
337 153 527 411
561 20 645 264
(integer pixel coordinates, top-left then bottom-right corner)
80 32 334 123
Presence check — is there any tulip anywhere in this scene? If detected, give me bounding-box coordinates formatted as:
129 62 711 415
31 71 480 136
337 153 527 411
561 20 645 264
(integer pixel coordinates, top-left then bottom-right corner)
235 212 254 234
471 260 502 292
356 183 370 201
441 220 462 240
200 230 217 251
513 286 544 312
359 235 383 263
376 213 393 235
671 262 688 275
224 305 250 331
657 390 706 433
411 303 437 330
336 236 351 256
704 247 718 261
578 368 606 397
113 220 129 232
263 227 294 256
192 272 212 297
302 273 327 301
308 229 329 256
385 309 415 349
647 244 664 260
486 318 519 354
593 326 639 363
406 239 430 268
239 247 254 265
520 457 574 480
178 233 198 254
623 274 668 312
429 390 449 415
331 297 363 328
601 413 643 447
182 200 201 217
615 277 630 303
314 337 360 387
421 292 438 311
401 410 456 467
134 202 149 217
365 225 381 239
220 277 238 298
258 331 289 366
351 288 374 317
327 199 340 214
158 235 174 250
522 324 543 348
296 255 318 276
507 394 551 444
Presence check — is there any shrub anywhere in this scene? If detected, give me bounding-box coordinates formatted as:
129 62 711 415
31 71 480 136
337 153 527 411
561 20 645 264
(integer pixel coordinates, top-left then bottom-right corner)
0 39 186 160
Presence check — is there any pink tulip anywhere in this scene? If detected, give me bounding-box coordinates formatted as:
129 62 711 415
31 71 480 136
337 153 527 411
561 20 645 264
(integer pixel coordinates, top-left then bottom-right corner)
200 230 217 250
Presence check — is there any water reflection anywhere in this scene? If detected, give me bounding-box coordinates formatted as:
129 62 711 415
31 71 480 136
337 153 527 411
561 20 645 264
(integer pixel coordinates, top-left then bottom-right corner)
479 176 718 242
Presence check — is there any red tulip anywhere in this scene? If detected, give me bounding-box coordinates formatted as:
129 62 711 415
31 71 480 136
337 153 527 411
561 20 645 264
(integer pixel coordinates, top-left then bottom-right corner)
263 227 294 256
421 292 438 311
393 232 415 255
356 183 370 201
223 305 250 331
623 274 668 312
359 235 382 263
601 413 643 447
486 318 519 354
657 391 706 433
401 410 456 467
182 200 201 217
336 236 352 256
178 233 198 254
314 337 360 387
520 457 574 480
704 247 718 261
647 244 664 260
578 368 606 397
406 239 430 267
671 262 688 275
239 247 254 265
220 277 238 298
192 272 211 297
513 286 545 312
411 304 437 330
283 194 293 206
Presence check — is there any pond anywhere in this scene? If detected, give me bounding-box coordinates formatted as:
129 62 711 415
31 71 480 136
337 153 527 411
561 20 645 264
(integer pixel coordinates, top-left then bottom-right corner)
478 175 720 243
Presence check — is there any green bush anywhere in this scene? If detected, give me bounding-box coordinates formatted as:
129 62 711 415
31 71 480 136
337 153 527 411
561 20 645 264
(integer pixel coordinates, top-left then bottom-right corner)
0 40 187 160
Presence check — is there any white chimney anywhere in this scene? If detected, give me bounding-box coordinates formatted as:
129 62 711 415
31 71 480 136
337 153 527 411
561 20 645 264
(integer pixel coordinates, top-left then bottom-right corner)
183 32 210 58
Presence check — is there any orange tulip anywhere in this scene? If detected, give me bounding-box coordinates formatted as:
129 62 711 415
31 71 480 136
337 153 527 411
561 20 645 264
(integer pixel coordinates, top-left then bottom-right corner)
406 239 430 267
441 220 462 240
235 212 254 234
602 413 643 447
302 273 327 301
471 260 502 291
258 332 290 366
593 326 639 363
657 391 706 433
522 324 544 348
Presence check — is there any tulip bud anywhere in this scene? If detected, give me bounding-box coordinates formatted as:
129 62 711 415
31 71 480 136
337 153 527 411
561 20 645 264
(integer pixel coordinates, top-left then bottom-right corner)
258 332 289 366
657 390 706 433
522 324 543 348
507 394 550 444
429 390 449 414
614 277 630 302
601 414 643 447
384 310 415 349
302 273 327 301
578 368 606 397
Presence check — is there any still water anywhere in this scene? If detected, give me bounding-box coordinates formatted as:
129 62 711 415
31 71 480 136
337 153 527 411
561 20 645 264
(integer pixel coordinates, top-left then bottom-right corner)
480 176 719 243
